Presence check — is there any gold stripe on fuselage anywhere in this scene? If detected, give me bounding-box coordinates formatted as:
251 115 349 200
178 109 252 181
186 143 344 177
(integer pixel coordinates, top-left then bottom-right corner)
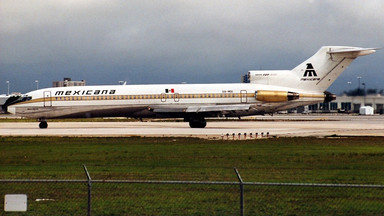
14 93 257 105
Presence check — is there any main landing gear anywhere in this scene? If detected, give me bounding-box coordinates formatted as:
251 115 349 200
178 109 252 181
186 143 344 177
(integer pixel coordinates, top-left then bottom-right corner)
39 120 48 129
187 117 207 128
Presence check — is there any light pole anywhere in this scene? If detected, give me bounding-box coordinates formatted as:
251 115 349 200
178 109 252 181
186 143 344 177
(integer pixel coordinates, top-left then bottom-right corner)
362 82 366 105
347 81 352 90
357 76 362 95
35 80 39 90
6 81 9 95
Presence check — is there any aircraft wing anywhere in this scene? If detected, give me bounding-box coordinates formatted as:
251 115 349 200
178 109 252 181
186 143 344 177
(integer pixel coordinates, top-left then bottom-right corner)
149 104 254 114
186 104 253 112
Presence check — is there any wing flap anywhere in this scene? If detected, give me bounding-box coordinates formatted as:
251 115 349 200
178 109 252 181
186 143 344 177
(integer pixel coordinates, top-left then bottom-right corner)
151 108 187 113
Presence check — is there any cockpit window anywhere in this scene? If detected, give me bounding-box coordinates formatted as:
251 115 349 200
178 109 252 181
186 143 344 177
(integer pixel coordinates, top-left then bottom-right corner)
3 95 32 107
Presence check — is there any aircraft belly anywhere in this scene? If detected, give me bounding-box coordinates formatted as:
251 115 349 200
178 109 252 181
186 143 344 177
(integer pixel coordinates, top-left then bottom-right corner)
12 105 149 119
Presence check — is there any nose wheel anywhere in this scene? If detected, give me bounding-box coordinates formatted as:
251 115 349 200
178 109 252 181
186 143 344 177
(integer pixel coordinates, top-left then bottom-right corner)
39 121 48 129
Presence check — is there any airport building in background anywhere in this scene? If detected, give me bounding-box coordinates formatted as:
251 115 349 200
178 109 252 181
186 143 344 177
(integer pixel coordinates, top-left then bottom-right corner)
292 94 384 114
53 78 86 87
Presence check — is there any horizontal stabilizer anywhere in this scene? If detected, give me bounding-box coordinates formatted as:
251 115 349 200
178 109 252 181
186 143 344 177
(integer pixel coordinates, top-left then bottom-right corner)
327 47 377 57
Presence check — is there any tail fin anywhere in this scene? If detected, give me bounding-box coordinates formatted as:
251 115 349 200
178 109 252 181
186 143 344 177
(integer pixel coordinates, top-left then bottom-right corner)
291 46 376 92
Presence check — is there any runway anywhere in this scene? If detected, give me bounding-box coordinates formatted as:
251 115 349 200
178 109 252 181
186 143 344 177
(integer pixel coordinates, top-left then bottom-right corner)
1 115 384 138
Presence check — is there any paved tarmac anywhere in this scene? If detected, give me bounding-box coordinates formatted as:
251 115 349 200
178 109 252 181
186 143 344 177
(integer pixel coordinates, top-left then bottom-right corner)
1 115 383 138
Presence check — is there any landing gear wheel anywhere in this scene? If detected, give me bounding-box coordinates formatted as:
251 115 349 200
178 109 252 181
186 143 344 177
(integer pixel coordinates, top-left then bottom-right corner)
39 121 48 129
189 118 207 128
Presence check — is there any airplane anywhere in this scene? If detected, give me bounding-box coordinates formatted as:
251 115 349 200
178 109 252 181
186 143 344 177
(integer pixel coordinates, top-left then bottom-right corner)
5 46 376 129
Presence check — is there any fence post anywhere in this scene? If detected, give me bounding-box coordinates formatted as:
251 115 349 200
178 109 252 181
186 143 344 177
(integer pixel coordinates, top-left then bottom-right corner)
83 165 92 216
234 168 244 216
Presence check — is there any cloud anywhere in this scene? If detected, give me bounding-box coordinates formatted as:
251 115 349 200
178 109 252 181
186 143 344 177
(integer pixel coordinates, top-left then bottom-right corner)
0 0 383 93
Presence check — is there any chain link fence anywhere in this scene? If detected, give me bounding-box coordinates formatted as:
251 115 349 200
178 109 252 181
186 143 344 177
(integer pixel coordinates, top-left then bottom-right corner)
1 169 384 215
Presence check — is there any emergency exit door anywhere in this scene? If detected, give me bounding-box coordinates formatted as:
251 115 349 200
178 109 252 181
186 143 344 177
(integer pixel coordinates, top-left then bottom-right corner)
240 90 247 103
43 91 52 107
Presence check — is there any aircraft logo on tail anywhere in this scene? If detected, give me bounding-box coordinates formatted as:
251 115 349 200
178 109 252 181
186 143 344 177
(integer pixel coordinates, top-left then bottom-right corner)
301 63 320 81
303 63 317 77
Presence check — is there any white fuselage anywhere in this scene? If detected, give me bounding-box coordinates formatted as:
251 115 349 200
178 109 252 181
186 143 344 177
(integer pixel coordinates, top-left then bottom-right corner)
8 83 325 120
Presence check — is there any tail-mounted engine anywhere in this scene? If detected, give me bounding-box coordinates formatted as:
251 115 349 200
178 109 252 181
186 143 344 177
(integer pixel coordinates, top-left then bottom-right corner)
324 91 336 103
255 90 299 102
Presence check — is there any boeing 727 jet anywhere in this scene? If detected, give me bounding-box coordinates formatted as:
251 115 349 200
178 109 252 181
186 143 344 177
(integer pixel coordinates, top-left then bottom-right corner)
6 46 376 128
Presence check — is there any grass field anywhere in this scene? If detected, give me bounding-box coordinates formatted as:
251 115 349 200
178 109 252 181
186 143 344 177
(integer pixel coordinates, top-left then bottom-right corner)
1 136 384 183
1 136 384 215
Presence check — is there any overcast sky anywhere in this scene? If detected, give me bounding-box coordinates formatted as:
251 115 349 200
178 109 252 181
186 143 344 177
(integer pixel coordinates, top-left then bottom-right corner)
1 0 383 94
